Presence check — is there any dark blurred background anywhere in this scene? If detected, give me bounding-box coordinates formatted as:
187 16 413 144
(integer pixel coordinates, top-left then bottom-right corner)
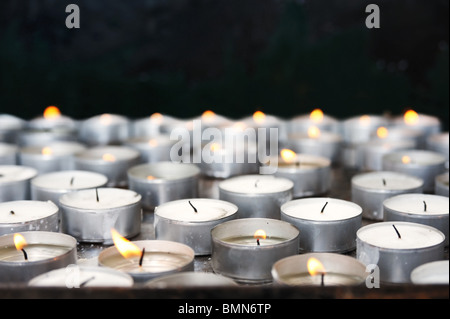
0 0 448 128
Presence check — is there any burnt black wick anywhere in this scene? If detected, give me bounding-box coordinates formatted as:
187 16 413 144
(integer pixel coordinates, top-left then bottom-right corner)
256 238 260 246
392 224 401 239
188 201 198 213
95 188 99 202
382 178 386 186
10 210 15 215
139 248 145 267
254 179 259 188
80 276 96 287
70 177 75 186
423 201 427 212
321 202 329 213
21 248 28 261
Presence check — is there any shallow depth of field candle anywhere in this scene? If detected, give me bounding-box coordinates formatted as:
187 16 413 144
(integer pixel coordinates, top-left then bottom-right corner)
356 222 445 283
410 260 449 285
394 110 441 138
125 135 177 163
288 109 339 135
0 143 17 165
145 271 238 287
218 174 293 219
78 113 130 145
0 114 26 143
154 198 238 255
0 165 38 202
0 231 77 283
435 172 449 197
340 114 389 144
281 198 362 253
59 188 142 244
383 193 449 245
351 171 424 220
210 218 299 283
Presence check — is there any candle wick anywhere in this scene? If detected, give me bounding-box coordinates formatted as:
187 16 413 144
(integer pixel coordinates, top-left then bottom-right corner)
256 238 260 246
21 248 28 261
321 273 325 287
139 247 145 267
423 201 427 212
188 201 198 213
392 224 401 239
296 160 300 168
10 210 15 215
95 188 99 202
321 202 328 213
79 276 96 287
382 178 386 186
70 177 75 186
254 179 259 188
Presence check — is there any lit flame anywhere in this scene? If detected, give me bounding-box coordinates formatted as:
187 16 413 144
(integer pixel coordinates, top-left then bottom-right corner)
253 229 267 240
147 175 156 180
111 228 142 259
307 257 326 277
43 106 61 119
210 143 221 152
14 233 27 251
41 147 53 155
404 110 419 125
307 126 321 138
150 112 163 123
359 115 371 125
148 139 158 147
253 111 266 124
202 110 216 122
280 149 297 163
402 155 411 164
310 109 324 123
376 126 389 139
102 153 116 162
233 122 246 132
99 114 112 125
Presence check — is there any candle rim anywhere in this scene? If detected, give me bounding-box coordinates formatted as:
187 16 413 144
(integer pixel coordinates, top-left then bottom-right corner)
383 193 449 216
383 150 446 166
0 165 38 183
31 170 108 190
351 171 424 191
218 174 294 194
0 200 59 224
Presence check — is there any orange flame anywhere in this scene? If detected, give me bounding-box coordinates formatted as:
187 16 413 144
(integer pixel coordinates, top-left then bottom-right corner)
307 126 321 138
150 112 163 123
359 115 371 125
43 106 61 119
404 110 419 125
146 175 156 180
210 143 221 152
102 153 116 162
99 114 112 125
280 149 297 163
14 233 27 251
111 228 142 259
148 139 158 147
253 111 266 124
376 126 389 139
253 229 267 240
41 147 53 155
202 110 216 122
310 109 324 123
307 257 326 277
402 155 411 164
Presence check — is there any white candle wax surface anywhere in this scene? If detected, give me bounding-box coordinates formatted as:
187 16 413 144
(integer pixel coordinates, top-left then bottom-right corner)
383 194 449 216
352 171 424 191
20 142 85 157
357 222 445 249
0 200 59 224
219 175 293 194
31 170 108 191
277 153 331 170
128 162 200 181
155 199 237 222
77 146 140 162
59 188 141 210
281 198 362 221
0 165 37 184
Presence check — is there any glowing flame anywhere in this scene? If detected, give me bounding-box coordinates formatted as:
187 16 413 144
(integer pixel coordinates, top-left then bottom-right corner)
150 112 163 123
280 149 297 163
310 109 324 123
202 110 216 122
253 111 266 124
43 106 61 119
376 126 389 139
307 126 321 138
307 257 326 277
210 143 222 152
146 175 156 180
99 114 112 125
404 110 419 125
233 121 246 132
148 139 158 147
41 147 53 155
359 115 371 125
14 233 27 251
111 228 142 259
402 155 411 164
102 153 116 162
253 229 267 240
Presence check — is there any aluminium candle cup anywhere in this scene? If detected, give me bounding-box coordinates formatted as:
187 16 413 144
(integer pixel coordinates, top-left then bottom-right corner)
145 271 238 287
0 200 60 236
210 218 300 283
271 253 368 286
31 170 108 206
124 135 177 163
356 221 445 283
288 113 339 135
98 239 195 283
280 198 362 253
351 171 424 220
0 231 77 283
0 165 38 202
435 172 449 197
59 188 142 244
0 143 18 165
339 115 390 144
127 162 200 211
18 128 77 147
154 198 238 255
75 146 140 187
362 139 416 171
426 132 449 169
218 174 293 219
392 112 441 138
410 260 449 285
383 193 449 245
78 113 130 146
0 114 26 143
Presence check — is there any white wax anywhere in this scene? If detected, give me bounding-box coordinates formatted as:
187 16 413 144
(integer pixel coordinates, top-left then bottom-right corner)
281 198 361 221
352 171 423 191
277 153 330 170
383 150 445 166
128 162 200 181
0 165 37 183
0 114 25 130
31 170 108 190
411 260 449 284
20 142 85 157
219 174 293 194
0 200 59 223
383 194 449 216
288 131 341 143
77 146 140 161
155 199 237 222
59 188 141 210
357 222 445 249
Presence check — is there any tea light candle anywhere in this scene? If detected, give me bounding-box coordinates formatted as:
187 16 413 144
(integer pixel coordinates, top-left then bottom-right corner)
28 265 134 287
393 110 441 138
0 231 77 283
351 171 424 220
0 143 17 165
154 198 238 255
340 114 390 144
280 198 362 253
218 174 293 219
31 170 108 205
356 222 445 283
410 260 449 285
145 271 238 287
18 128 77 147
0 114 26 143
435 172 449 197
0 200 60 236
382 150 446 192
59 188 142 244
131 113 166 137
75 146 140 187
127 162 200 211
271 253 368 286
0 165 38 202
78 113 130 145
270 150 331 197
124 135 177 163
28 106 77 132
288 109 339 135
210 218 299 283
98 235 195 283
19 142 86 174
383 193 449 245
242 111 287 143
362 139 415 171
